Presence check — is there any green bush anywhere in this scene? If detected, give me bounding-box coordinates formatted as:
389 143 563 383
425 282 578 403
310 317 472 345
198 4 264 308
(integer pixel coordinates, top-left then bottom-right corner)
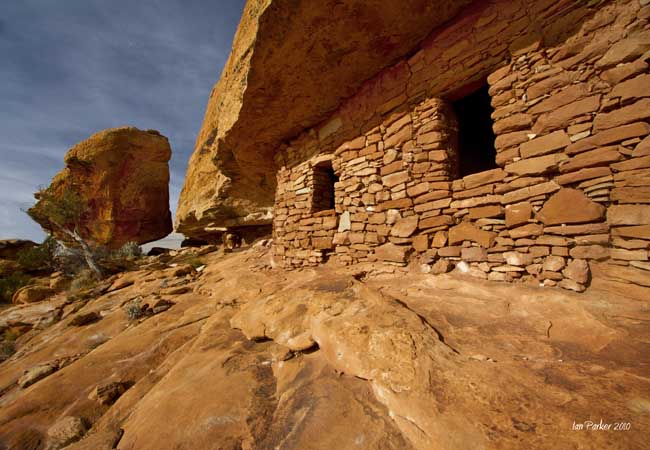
124 297 145 322
0 328 18 361
18 237 142 280
0 341 16 362
16 237 57 272
0 273 31 303
180 255 204 270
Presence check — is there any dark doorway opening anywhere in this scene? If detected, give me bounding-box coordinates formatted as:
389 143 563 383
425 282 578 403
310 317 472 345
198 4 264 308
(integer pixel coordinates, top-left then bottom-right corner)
451 84 497 178
312 161 338 213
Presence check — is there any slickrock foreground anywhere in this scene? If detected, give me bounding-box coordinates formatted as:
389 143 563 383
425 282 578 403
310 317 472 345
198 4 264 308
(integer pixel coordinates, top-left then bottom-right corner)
0 244 647 449
29 127 172 249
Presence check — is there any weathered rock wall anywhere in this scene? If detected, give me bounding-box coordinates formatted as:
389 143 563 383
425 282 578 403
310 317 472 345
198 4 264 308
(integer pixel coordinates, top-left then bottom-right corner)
272 0 650 291
30 127 172 249
175 0 475 239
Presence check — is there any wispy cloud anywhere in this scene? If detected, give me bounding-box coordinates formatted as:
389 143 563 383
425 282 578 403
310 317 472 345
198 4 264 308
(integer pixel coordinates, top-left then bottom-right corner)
0 0 245 242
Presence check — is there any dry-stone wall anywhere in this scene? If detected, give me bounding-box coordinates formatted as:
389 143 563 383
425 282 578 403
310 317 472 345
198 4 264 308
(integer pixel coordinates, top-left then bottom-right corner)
273 0 650 292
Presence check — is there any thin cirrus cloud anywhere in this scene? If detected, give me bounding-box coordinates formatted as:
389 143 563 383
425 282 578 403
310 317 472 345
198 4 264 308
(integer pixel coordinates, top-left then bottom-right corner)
0 0 245 242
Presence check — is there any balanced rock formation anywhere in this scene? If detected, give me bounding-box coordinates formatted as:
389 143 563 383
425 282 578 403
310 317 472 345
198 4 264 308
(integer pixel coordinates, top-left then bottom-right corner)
30 127 172 248
176 0 473 239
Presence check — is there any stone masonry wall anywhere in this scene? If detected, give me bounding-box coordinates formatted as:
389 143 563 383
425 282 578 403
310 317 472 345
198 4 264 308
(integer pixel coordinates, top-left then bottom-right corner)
272 0 650 292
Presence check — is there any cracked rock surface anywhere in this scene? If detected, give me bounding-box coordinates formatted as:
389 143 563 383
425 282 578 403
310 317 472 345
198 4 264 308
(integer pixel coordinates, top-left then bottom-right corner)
0 245 648 449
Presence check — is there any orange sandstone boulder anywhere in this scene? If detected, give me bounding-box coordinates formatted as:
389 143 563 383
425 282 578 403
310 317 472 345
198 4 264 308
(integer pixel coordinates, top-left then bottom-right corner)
30 127 172 248
12 285 54 304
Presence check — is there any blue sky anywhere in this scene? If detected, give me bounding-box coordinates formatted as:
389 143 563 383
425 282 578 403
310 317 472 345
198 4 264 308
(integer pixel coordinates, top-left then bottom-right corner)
0 0 245 242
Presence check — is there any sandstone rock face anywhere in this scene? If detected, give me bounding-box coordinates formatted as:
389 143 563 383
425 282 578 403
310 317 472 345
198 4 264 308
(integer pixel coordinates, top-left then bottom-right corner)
30 127 172 249
176 0 472 238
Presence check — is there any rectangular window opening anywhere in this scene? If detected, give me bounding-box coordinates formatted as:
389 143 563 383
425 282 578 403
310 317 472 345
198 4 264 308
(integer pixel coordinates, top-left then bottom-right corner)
451 83 497 178
311 161 338 213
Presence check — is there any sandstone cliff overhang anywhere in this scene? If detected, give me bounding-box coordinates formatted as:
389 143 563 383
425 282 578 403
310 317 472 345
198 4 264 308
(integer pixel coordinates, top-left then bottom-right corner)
30 127 173 249
176 0 474 239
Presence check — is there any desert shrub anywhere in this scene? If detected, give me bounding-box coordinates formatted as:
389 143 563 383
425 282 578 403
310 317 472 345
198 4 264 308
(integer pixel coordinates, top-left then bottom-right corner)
116 241 142 259
0 329 19 362
181 256 204 270
17 235 92 277
25 185 154 285
28 187 103 278
69 269 97 293
53 244 88 276
16 237 57 272
0 341 16 362
67 290 94 303
19 239 143 284
88 242 143 274
3 329 19 342
0 273 32 303
124 299 144 322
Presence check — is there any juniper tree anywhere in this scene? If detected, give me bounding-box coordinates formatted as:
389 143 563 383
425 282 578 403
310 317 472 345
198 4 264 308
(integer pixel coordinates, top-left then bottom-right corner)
27 187 103 278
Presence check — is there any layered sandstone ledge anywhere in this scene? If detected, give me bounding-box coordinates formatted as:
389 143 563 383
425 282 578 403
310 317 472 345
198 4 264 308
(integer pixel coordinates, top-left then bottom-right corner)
271 0 650 290
30 127 172 248
176 0 474 238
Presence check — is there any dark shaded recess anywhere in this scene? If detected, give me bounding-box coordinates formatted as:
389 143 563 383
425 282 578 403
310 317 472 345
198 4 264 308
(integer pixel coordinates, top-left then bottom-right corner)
452 83 497 178
312 161 338 213
231 224 273 245
181 237 209 248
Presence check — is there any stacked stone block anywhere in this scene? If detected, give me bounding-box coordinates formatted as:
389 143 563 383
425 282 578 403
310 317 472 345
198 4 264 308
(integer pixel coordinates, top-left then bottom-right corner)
272 0 650 291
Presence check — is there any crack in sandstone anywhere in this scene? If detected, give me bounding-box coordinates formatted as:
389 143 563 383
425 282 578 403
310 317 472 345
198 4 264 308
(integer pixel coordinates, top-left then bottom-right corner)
606 314 650 322
159 315 211 334
389 296 461 355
